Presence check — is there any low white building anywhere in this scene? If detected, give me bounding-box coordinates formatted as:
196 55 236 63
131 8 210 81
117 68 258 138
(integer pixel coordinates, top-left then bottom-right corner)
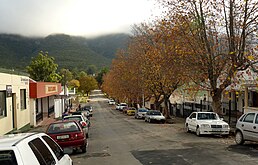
0 72 30 135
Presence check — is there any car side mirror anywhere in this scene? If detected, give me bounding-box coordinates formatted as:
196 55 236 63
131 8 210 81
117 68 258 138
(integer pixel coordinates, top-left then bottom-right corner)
220 118 224 121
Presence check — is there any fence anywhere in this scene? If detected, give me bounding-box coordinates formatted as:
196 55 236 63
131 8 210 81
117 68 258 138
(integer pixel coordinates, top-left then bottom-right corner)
169 100 243 126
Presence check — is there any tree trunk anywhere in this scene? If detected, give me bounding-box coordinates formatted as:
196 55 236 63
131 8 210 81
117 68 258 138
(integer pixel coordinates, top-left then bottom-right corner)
211 90 222 114
163 94 171 119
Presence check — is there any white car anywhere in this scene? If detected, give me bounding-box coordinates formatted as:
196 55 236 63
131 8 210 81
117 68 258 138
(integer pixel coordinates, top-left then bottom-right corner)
63 114 90 138
108 99 116 105
135 108 149 119
0 132 73 165
185 112 230 136
235 112 258 145
145 110 166 123
116 103 127 111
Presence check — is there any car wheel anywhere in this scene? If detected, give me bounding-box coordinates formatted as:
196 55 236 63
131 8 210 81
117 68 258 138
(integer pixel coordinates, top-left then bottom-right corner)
185 124 190 133
81 144 87 153
235 131 244 145
196 127 201 136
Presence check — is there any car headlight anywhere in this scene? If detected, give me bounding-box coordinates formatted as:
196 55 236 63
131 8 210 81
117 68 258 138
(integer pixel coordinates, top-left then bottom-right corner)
201 124 210 128
223 125 229 128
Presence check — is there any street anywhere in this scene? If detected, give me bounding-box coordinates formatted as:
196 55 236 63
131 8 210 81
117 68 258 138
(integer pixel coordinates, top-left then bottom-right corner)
70 90 258 165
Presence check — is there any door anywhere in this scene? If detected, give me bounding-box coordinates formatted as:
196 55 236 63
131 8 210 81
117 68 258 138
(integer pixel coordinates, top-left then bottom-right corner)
241 113 255 140
12 94 17 129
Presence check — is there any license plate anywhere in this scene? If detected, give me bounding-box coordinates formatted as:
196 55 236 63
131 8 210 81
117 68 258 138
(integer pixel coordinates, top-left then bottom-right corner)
57 135 69 140
212 129 222 132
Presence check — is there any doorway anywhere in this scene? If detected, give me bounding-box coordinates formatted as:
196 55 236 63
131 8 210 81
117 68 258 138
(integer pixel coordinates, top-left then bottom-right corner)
12 94 17 129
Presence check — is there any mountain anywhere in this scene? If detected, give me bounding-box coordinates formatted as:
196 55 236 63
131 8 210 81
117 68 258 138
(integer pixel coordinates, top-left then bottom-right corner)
0 33 130 71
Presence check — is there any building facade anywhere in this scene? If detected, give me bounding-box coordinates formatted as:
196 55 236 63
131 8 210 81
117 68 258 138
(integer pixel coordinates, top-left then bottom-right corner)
0 73 30 135
29 80 62 127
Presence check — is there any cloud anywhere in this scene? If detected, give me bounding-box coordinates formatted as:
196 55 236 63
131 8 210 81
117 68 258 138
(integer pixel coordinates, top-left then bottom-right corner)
0 0 158 37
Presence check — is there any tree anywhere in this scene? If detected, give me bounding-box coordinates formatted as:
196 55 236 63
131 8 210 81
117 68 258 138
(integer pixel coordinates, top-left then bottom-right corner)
68 79 80 88
96 67 109 87
78 75 98 96
60 68 73 86
86 65 97 75
157 0 258 114
26 51 61 82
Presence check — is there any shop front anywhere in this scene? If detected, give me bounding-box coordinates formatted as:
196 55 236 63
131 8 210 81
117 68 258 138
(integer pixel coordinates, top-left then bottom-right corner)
29 80 61 127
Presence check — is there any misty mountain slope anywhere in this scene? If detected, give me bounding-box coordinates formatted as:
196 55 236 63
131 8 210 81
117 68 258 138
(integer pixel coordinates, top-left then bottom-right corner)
0 33 130 71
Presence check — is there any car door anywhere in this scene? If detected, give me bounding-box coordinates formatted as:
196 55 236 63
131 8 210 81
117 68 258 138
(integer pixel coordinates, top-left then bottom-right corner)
241 113 256 140
250 113 258 141
188 113 197 131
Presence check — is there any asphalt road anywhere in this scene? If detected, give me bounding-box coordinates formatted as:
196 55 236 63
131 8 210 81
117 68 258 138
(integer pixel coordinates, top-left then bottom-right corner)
70 90 258 165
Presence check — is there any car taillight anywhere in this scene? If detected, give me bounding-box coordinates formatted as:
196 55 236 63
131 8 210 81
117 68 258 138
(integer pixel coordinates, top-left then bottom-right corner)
81 121 87 127
75 132 85 139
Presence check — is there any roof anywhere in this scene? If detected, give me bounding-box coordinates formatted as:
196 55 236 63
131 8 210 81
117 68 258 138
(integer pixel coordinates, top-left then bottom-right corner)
0 133 36 148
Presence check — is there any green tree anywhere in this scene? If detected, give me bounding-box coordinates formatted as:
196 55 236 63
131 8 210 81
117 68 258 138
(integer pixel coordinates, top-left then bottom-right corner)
79 75 98 96
86 65 97 75
26 51 61 82
60 68 73 86
96 67 109 87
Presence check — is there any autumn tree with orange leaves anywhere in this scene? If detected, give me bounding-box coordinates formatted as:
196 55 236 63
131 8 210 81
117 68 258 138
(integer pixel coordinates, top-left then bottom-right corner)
157 0 258 114
103 20 189 118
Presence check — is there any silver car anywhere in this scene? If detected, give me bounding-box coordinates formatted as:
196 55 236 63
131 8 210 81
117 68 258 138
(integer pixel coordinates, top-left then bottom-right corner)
235 112 258 145
135 108 148 119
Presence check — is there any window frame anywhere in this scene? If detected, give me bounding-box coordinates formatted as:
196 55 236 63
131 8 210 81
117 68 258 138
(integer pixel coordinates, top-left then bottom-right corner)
20 89 26 110
28 138 56 165
0 91 7 117
243 113 255 123
42 135 64 161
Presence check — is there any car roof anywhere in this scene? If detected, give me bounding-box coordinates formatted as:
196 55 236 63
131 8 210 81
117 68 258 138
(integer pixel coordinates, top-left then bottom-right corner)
194 112 216 114
64 114 83 118
51 120 78 124
0 133 38 148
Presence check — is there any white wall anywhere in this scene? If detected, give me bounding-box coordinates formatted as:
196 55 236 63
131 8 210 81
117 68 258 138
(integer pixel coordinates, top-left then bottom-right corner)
0 73 30 135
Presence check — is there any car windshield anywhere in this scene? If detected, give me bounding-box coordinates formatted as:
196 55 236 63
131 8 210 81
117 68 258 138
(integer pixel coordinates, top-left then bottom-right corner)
64 116 82 121
0 150 17 165
197 113 218 120
47 122 80 134
139 109 148 112
149 111 161 115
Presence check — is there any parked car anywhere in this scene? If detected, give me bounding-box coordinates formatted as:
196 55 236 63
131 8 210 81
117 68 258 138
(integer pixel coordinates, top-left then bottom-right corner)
145 110 166 123
0 132 73 165
135 108 149 119
46 120 88 153
117 103 127 111
127 107 136 116
185 112 230 136
122 106 129 114
83 105 93 117
63 114 90 138
116 104 121 110
108 99 116 105
235 112 258 145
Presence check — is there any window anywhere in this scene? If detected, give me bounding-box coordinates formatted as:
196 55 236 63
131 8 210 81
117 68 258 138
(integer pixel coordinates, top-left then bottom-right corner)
0 150 18 165
190 113 196 119
243 113 255 123
255 114 258 124
29 138 55 165
42 136 64 161
0 91 6 117
20 89 26 110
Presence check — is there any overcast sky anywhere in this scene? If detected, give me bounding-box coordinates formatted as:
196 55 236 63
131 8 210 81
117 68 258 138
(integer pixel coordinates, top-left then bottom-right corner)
0 0 160 37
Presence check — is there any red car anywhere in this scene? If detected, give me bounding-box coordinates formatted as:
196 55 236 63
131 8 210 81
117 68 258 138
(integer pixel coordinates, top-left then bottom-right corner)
46 120 88 153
